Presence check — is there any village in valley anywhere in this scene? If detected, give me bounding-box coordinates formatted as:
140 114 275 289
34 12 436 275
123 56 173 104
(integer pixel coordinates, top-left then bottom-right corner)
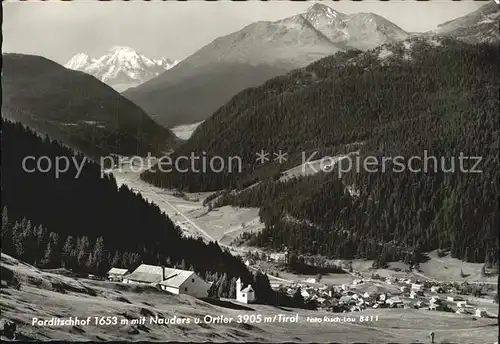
104 248 497 322
257 252 497 319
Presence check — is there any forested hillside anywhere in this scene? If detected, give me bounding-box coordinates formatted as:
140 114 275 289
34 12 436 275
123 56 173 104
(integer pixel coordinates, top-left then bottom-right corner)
142 38 499 263
2 54 177 158
0 120 251 284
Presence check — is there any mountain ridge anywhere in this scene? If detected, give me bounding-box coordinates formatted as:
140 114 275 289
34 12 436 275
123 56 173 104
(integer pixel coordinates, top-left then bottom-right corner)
2 53 178 158
123 3 411 128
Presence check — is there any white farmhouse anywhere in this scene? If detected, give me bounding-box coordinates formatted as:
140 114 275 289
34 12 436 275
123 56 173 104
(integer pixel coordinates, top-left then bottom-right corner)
159 270 210 298
236 278 255 304
123 264 210 298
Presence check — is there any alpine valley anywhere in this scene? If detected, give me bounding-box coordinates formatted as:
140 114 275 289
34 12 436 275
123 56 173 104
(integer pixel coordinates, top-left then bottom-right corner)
1 2 499 342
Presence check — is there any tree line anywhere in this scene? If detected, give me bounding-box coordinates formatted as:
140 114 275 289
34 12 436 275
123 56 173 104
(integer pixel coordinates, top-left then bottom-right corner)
1 120 252 285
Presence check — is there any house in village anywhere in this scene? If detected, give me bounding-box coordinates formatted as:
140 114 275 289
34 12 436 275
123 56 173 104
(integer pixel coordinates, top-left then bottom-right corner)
430 296 441 304
301 289 311 299
339 295 353 305
306 276 322 283
431 286 444 293
107 267 129 281
411 283 423 292
316 297 326 305
268 252 287 263
236 278 255 304
413 300 426 309
270 283 281 290
386 297 404 308
353 279 364 286
457 300 468 308
123 264 210 298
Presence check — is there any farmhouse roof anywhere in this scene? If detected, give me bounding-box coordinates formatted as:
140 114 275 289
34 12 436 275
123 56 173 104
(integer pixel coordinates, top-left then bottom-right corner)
127 264 197 285
159 270 196 288
126 264 165 283
107 268 129 276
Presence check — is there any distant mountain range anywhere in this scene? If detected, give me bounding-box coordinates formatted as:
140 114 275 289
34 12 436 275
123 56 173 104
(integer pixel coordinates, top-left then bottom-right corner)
123 3 413 128
2 53 178 158
65 46 179 92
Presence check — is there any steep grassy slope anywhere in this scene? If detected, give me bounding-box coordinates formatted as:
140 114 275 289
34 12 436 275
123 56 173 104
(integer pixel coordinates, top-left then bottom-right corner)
1 254 497 343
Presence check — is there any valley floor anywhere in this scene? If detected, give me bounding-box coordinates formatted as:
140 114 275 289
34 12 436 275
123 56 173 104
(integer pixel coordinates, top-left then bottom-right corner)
110 161 497 285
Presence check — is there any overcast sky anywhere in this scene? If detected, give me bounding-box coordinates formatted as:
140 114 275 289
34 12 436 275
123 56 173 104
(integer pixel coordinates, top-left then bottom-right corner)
3 0 488 64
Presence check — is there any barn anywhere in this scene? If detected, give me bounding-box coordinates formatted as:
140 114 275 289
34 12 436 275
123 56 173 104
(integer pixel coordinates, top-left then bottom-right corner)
107 268 129 281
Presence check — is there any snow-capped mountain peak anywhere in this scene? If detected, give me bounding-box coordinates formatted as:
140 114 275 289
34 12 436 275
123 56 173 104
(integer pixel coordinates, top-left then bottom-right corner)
306 3 343 20
64 47 180 92
301 4 410 50
65 53 91 70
